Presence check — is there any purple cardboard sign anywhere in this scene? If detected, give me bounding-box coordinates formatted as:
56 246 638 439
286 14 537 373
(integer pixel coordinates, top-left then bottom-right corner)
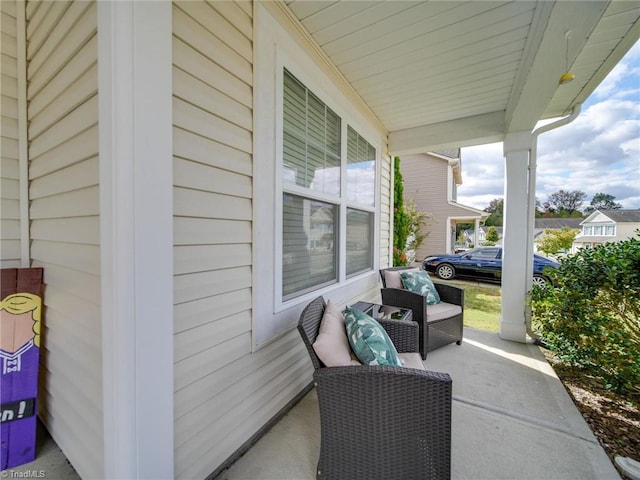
1 291 42 470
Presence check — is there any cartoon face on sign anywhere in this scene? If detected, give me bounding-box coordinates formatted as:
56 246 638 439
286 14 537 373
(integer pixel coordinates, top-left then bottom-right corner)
0 293 41 373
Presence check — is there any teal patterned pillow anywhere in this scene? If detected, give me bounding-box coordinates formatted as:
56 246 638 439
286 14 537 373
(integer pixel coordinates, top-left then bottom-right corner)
400 270 441 305
343 307 402 367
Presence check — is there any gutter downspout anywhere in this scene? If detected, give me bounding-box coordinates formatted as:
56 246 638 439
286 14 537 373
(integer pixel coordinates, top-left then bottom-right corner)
525 104 582 342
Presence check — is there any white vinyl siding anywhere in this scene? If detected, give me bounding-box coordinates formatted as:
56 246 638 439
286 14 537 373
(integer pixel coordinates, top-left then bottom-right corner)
172 2 309 478
402 154 451 256
25 1 103 478
380 144 392 268
0 0 21 267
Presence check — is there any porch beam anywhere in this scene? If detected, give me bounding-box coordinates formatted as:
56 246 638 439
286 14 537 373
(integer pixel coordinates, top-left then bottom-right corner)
388 111 505 156
98 1 174 478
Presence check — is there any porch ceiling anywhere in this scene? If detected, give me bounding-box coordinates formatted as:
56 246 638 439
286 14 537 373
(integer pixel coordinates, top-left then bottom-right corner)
284 1 640 154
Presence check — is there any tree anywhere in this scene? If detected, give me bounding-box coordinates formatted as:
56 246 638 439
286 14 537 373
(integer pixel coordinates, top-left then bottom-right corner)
544 190 587 217
537 227 579 256
483 226 499 246
393 157 409 265
584 193 623 215
534 198 545 217
404 198 433 263
484 198 504 226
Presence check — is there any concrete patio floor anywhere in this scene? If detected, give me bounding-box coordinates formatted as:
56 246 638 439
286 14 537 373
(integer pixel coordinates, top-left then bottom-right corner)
219 327 619 480
4 327 620 479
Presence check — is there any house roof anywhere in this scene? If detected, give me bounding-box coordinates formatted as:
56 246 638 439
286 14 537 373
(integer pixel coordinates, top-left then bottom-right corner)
283 1 640 154
448 201 488 219
581 209 640 224
535 218 583 229
432 149 460 160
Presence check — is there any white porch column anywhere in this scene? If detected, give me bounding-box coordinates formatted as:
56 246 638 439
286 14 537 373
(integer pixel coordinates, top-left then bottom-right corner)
98 2 174 478
500 132 532 342
474 218 480 247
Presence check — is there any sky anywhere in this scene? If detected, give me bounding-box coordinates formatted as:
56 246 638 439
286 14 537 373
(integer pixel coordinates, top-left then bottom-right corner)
457 40 640 212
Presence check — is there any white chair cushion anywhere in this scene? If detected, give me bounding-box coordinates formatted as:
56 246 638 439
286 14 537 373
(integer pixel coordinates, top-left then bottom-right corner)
399 353 426 371
426 302 462 322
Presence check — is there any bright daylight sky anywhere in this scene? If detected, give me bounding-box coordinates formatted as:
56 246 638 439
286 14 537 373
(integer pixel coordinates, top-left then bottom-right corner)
457 40 640 212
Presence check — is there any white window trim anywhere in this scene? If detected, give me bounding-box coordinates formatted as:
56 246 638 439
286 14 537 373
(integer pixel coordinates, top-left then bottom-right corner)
583 222 616 236
253 5 382 350
275 57 381 306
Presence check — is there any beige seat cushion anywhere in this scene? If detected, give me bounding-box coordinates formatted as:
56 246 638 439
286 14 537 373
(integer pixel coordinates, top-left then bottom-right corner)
398 352 426 371
426 302 462 322
313 300 360 367
383 267 419 289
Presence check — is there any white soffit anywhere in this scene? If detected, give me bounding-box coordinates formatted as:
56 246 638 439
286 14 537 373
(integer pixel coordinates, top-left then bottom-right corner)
284 0 640 153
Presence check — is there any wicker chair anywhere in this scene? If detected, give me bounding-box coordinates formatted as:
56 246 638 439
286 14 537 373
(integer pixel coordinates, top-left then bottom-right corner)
297 296 452 480
380 266 464 359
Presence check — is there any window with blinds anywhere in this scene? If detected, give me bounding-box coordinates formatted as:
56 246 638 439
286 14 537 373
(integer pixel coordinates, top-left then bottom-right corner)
346 126 376 207
282 194 337 298
346 126 375 276
282 69 376 300
283 70 341 195
346 208 373 276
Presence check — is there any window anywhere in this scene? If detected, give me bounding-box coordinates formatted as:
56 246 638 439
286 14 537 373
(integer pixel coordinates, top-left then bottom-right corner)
346 126 375 206
346 208 373 276
476 248 500 259
282 194 337 298
584 224 615 236
282 70 376 300
346 126 375 277
283 71 341 195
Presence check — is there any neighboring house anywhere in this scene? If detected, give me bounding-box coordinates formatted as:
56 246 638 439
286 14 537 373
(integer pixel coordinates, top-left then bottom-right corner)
463 226 504 247
573 210 640 251
401 152 487 259
1 2 636 479
533 217 583 253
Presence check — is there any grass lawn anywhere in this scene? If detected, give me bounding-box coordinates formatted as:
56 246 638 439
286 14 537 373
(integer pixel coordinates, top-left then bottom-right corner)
434 279 502 332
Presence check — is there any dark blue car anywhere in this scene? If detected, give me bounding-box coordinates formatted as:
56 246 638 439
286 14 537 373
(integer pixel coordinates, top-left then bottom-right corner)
422 246 559 286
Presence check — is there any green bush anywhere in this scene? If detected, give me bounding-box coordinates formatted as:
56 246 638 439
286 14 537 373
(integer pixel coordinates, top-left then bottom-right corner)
530 232 640 395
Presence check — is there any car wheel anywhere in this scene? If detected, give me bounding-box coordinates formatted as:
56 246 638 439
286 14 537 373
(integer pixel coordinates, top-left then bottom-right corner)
532 274 549 287
436 263 456 280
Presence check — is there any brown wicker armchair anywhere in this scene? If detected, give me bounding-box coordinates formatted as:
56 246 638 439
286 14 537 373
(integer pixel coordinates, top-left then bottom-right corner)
380 266 464 359
297 296 452 480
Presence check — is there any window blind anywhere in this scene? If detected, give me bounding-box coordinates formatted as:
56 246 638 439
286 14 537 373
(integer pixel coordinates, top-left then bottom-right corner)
346 208 373 276
282 194 337 299
346 126 376 206
283 70 340 195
